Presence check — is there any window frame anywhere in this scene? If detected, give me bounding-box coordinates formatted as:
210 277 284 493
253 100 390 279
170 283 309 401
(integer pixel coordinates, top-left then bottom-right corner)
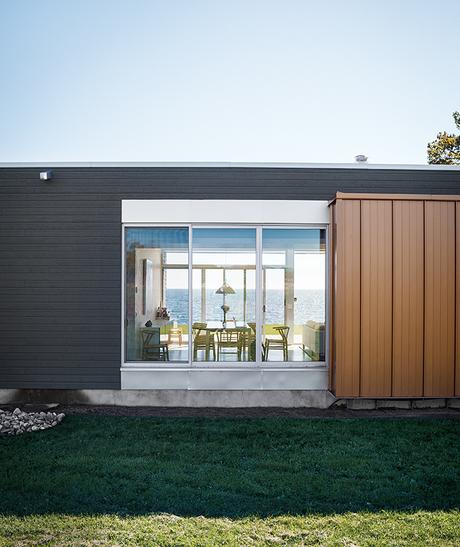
121 222 329 370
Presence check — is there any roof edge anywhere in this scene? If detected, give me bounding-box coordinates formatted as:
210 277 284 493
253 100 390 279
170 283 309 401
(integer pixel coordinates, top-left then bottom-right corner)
0 161 460 171
328 192 460 206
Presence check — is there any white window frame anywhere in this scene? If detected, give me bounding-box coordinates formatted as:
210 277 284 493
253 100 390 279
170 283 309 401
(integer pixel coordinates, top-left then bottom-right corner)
120 200 329 388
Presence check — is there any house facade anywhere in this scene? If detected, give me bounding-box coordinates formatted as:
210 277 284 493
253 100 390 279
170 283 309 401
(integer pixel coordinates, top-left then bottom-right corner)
0 163 459 407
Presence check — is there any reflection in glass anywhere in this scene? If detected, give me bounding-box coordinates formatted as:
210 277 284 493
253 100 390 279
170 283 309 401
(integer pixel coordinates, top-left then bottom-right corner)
192 228 256 362
125 228 189 362
262 229 326 362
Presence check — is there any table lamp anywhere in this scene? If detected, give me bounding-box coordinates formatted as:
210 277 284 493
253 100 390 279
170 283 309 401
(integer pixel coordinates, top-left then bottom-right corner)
215 281 235 325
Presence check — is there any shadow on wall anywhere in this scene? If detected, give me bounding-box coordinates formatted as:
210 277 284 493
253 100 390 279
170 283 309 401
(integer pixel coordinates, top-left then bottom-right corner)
0 416 459 518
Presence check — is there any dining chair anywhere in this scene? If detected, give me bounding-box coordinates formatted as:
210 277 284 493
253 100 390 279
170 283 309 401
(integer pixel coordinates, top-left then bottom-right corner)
140 328 170 361
217 328 243 361
263 325 290 361
167 326 183 346
192 322 216 361
240 323 256 361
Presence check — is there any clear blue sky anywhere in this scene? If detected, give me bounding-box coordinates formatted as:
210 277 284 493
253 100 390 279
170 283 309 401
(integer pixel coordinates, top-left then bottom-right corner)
0 1 458 164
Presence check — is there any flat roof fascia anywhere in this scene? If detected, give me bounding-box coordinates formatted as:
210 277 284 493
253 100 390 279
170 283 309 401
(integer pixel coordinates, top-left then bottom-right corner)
0 161 460 171
328 191 460 206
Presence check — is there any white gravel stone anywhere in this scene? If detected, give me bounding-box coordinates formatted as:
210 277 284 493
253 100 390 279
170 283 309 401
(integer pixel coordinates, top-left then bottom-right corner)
0 408 65 436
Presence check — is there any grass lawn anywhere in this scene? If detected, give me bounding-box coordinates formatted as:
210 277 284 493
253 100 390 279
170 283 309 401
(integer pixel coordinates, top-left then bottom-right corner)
0 416 459 545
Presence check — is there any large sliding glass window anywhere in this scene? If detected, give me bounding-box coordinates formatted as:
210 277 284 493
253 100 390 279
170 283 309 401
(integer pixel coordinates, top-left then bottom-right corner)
262 229 326 362
192 228 256 362
125 228 189 362
124 225 326 365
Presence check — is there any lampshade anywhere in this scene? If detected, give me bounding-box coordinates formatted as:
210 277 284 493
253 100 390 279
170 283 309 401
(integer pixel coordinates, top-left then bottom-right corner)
215 282 235 295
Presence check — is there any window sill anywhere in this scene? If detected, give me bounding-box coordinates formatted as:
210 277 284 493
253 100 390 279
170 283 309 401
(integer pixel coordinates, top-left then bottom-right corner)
120 366 328 390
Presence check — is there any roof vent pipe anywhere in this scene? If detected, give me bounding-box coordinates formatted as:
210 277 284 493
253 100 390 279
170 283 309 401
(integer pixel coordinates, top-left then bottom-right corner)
355 154 368 163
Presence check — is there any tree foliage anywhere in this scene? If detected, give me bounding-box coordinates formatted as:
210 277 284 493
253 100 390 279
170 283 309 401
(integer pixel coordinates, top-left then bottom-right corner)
427 112 460 164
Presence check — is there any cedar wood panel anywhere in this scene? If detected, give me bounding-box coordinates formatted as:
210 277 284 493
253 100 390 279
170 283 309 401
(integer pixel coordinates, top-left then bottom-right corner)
392 201 424 396
0 166 459 390
334 200 361 396
424 201 456 396
360 200 393 397
332 194 459 398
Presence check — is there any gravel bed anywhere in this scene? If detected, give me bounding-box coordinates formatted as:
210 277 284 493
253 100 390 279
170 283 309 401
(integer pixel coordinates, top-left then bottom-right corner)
0 408 65 435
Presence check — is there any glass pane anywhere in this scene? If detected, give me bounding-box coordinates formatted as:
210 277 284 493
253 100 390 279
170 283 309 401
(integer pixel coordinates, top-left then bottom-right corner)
165 251 188 265
262 229 326 362
125 227 189 362
192 228 256 362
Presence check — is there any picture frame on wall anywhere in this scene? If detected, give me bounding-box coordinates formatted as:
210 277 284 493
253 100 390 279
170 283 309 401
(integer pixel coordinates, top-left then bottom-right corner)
142 258 153 315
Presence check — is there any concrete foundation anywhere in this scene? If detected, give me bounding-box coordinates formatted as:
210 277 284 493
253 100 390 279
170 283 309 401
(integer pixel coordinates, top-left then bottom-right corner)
1 390 457 410
0 389 337 409
346 399 376 410
412 399 447 409
376 400 412 409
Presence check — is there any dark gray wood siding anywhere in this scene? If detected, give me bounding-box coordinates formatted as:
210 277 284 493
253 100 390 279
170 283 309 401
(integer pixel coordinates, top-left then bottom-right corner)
0 166 459 389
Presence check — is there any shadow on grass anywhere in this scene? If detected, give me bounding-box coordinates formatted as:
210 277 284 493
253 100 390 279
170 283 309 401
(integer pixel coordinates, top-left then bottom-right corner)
1 416 459 518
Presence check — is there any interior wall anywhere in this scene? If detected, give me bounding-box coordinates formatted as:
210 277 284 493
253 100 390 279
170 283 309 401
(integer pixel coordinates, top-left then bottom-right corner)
331 194 460 398
131 248 162 359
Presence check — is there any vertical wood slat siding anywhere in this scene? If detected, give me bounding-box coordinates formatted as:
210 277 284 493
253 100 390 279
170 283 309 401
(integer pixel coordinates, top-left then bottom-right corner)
333 194 459 399
360 200 393 397
392 201 424 396
334 199 361 396
457 203 460 396
424 202 456 396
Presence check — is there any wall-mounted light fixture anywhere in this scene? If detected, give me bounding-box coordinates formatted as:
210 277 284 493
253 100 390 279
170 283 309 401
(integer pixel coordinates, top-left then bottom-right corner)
40 170 53 181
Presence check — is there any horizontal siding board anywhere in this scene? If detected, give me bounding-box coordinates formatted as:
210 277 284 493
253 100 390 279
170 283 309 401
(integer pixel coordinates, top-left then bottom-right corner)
0 379 120 389
0 271 119 280
0 293 119 301
0 246 117 255
0 293 121 302
0 234 119 242
0 282 120 290
0 330 120 340
0 362 118 370
0 166 459 389
0 362 120 370
0 262 121 270
0 356 118 363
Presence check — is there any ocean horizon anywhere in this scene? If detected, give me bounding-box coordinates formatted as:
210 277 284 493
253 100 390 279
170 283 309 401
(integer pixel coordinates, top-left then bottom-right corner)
165 288 325 324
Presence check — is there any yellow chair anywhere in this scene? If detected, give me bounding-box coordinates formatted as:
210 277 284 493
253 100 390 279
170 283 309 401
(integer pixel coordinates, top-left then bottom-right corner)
240 323 256 361
217 328 243 361
168 326 183 345
192 322 216 361
263 325 290 361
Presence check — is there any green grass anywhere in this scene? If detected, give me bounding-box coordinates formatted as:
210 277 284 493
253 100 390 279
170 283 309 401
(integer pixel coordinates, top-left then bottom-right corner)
0 416 459 545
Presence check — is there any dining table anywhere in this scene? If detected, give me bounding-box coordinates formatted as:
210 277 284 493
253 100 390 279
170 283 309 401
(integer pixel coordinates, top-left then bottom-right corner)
203 320 248 331
199 321 254 361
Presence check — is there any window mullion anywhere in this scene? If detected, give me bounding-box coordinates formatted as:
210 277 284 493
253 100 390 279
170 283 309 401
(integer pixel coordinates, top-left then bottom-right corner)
188 225 193 367
256 226 263 367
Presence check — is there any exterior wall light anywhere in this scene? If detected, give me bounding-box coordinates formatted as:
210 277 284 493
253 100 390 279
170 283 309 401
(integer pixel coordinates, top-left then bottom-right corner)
40 170 53 181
